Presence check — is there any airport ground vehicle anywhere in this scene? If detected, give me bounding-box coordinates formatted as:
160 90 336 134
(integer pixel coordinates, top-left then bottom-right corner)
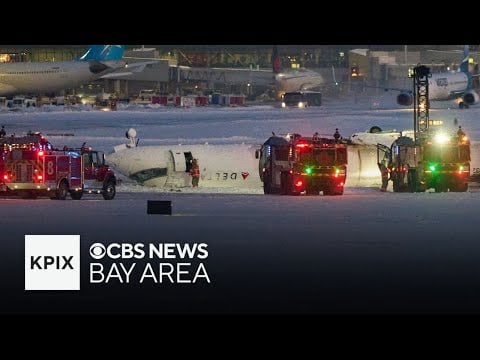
256 132 347 195
281 91 322 108
380 131 471 192
0 132 116 199
133 89 159 105
378 65 471 192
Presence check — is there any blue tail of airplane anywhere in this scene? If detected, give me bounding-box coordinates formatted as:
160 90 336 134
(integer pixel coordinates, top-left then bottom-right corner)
460 45 470 74
460 45 472 89
79 45 125 61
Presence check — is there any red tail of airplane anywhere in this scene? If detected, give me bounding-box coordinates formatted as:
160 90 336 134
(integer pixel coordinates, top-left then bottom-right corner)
272 45 282 74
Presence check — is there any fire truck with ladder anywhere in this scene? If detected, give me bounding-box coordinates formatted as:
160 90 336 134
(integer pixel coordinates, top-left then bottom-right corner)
256 132 348 195
0 132 117 199
377 65 471 193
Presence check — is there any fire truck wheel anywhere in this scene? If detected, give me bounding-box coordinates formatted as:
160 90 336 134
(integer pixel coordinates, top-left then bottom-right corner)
103 181 116 200
392 177 400 192
407 170 418 192
434 182 447 193
70 191 83 200
450 181 468 192
55 181 69 200
280 172 291 195
263 182 271 194
323 186 344 195
263 173 272 194
20 191 37 199
333 186 344 195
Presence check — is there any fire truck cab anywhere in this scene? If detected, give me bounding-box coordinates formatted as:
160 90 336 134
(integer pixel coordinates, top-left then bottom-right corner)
256 133 347 195
68 145 117 200
0 133 116 200
379 64 471 193
381 129 471 193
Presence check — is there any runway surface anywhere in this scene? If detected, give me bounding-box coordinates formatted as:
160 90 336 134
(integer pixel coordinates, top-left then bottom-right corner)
2 189 480 314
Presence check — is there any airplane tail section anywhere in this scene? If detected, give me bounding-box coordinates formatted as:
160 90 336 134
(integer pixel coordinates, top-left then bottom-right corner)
460 45 473 89
272 45 282 74
79 45 125 61
460 45 470 74
332 65 338 85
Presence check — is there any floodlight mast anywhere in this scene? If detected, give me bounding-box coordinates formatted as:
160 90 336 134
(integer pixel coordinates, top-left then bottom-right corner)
413 65 431 142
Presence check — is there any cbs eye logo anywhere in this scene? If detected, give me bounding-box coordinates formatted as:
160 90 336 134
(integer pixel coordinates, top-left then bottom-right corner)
89 243 106 259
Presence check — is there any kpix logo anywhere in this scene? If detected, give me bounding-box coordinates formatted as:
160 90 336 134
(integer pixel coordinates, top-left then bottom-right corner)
25 235 80 291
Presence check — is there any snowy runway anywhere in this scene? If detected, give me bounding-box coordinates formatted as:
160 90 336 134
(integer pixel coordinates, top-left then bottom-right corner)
2 100 480 313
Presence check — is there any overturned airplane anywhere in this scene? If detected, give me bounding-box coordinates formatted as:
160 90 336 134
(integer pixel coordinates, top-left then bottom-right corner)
105 128 385 190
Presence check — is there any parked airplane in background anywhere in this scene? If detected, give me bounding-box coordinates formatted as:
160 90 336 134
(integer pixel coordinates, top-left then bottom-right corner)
0 45 127 97
162 46 327 99
103 45 327 100
271 45 325 97
392 45 480 109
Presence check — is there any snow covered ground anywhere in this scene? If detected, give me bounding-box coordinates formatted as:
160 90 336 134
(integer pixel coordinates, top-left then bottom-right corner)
1 93 478 194
2 94 480 314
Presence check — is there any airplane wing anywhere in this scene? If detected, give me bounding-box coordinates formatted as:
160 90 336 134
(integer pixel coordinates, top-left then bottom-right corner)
363 85 412 94
99 60 161 79
124 61 159 73
208 67 272 73
126 51 274 75
450 89 467 96
426 49 480 56
100 72 134 79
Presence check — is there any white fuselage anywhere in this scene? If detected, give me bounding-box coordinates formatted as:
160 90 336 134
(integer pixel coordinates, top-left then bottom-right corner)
429 72 469 101
350 129 480 178
275 68 324 94
0 60 125 96
106 142 383 189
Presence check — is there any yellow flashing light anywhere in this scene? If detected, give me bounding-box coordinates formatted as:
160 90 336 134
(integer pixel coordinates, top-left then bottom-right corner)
428 119 443 126
434 133 449 144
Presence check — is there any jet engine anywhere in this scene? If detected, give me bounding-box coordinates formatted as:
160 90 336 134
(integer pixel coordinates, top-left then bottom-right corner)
463 89 479 106
397 92 413 106
89 61 109 74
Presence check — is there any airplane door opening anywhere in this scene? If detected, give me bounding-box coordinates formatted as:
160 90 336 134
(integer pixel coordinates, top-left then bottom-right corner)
184 152 193 172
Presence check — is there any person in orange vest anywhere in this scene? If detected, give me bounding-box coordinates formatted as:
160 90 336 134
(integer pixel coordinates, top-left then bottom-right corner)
190 158 200 187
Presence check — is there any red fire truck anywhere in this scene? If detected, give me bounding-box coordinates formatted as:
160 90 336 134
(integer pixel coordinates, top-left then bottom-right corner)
0 132 116 200
256 132 348 195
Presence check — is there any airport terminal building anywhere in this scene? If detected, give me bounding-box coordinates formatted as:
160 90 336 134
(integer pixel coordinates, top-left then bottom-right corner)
0 45 474 101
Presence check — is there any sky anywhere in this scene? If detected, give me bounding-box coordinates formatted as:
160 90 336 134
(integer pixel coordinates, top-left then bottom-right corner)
2 93 480 314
